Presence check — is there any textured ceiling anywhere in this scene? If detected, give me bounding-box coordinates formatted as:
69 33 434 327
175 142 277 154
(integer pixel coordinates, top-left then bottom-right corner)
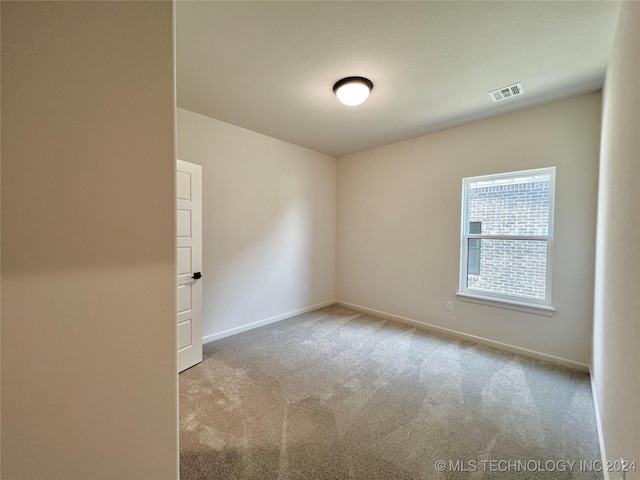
176 1 620 157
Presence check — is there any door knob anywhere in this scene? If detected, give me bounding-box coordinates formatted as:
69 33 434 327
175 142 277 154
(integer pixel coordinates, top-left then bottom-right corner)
192 272 202 280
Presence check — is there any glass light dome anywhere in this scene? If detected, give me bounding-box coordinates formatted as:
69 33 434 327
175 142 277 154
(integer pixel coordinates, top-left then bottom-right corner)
333 77 373 106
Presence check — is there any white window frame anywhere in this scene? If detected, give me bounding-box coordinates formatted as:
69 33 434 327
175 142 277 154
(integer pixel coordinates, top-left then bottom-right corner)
457 167 556 316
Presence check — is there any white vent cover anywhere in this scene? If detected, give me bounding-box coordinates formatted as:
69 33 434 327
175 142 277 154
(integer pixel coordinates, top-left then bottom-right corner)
489 83 524 102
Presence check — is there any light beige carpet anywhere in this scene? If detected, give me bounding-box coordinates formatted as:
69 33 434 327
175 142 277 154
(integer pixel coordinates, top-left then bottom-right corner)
180 304 601 479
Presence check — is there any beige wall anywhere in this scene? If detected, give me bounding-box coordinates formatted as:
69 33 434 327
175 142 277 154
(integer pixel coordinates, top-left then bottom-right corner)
177 108 336 341
1 2 178 478
337 93 601 367
592 1 640 476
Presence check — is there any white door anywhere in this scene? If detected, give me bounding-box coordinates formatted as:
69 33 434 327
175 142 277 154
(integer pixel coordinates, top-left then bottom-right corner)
177 159 203 372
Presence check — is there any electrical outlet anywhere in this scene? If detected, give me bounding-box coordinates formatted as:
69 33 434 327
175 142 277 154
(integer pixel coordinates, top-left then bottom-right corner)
303 286 308 294
446 301 453 312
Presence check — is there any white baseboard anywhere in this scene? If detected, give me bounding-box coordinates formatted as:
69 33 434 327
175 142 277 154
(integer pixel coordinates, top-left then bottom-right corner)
202 300 336 344
335 300 590 372
589 369 609 480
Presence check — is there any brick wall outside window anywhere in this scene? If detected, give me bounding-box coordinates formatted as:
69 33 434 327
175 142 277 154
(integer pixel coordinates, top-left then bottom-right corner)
467 181 550 300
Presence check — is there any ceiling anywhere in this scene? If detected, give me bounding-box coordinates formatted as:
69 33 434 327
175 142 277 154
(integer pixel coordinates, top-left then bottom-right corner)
176 1 621 157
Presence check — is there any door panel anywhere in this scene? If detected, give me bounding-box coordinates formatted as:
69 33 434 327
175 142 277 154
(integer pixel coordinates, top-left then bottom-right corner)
177 320 192 351
177 247 192 276
177 209 191 237
177 284 191 313
177 159 202 372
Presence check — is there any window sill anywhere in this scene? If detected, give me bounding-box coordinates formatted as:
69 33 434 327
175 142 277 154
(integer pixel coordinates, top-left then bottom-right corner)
456 292 556 317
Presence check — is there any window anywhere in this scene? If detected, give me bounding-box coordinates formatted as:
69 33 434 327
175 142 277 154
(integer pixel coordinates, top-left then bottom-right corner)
458 167 556 314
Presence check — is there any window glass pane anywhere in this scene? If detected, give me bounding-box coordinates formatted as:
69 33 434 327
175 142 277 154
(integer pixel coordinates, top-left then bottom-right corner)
469 221 482 234
468 173 550 235
468 238 481 275
467 239 547 300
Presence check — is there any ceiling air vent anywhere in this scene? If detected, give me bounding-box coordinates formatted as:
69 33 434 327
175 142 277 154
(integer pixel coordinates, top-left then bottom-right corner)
489 82 524 102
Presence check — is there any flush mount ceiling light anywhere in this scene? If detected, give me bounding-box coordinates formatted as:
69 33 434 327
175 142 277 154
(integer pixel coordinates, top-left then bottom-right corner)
333 77 373 106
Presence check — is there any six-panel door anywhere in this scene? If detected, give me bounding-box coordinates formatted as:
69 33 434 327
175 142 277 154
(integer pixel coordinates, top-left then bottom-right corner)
177 159 203 372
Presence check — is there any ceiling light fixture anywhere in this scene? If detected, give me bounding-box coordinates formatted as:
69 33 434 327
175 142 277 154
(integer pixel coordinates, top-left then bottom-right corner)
333 77 373 106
